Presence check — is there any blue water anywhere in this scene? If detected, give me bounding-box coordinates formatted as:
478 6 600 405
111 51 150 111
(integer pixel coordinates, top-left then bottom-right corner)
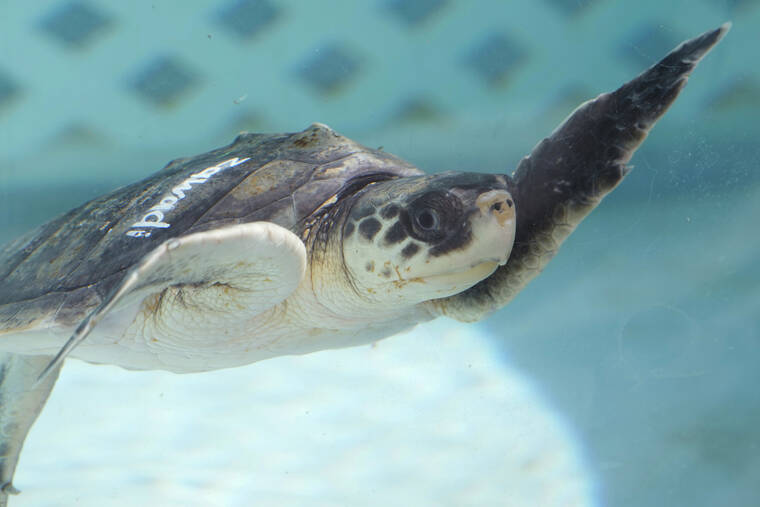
1 1 758 506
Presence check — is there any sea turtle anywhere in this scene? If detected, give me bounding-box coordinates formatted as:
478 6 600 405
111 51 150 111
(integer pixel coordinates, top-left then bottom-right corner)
0 24 728 502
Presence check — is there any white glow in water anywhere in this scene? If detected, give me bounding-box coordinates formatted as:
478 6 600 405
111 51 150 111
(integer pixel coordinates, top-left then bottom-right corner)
17 320 595 506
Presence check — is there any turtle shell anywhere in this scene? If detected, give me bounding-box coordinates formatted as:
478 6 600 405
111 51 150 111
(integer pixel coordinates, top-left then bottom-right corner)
0 123 422 332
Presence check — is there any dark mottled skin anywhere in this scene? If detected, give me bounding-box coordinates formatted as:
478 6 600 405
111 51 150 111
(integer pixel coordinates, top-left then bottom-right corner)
358 218 382 241
401 243 420 259
383 221 407 245
349 203 375 221
343 221 355 239
380 204 399 219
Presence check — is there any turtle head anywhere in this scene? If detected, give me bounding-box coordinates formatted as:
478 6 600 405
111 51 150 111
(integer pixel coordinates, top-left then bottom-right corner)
340 172 516 307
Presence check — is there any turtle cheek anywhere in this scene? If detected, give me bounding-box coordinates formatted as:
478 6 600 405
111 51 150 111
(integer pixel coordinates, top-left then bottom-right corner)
340 221 386 294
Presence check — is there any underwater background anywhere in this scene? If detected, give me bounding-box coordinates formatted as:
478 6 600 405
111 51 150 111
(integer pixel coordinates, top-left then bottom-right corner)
0 0 758 505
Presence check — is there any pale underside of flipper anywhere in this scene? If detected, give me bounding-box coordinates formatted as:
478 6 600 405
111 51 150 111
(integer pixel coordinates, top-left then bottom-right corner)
37 222 307 381
0 353 62 506
436 23 730 322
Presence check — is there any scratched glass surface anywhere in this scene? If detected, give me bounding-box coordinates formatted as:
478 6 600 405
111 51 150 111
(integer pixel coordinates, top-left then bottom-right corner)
0 1 758 506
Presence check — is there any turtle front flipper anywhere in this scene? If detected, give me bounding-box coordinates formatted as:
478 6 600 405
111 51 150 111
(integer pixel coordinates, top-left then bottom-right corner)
435 23 730 322
0 353 62 506
38 221 307 379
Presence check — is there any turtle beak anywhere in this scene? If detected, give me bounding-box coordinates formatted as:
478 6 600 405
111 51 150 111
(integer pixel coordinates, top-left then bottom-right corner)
470 189 516 267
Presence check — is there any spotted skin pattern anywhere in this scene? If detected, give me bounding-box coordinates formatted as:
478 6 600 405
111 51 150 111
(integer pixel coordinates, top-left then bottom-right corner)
345 199 425 281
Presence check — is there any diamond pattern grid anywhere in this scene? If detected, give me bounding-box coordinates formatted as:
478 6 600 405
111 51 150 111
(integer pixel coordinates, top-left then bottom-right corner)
295 44 361 94
38 0 112 49
543 0 600 15
393 95 446 124
718 0 760 11
0 71 20 111
216 0 281 39
464 32 527 85
709 77 760 110
384 0 448 26
0 0 751 180
129 56 200 107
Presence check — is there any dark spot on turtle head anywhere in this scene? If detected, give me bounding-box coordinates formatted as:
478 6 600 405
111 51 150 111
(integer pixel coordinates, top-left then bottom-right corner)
365 261 375 272
359 217 382 241
429 227 472 257
350 204 375 221
344 221 355 239
381 267 392 278
383 220 407 245
400 242 420 260
380 204 399 219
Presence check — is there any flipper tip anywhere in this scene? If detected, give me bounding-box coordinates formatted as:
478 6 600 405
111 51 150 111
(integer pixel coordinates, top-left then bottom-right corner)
1 482 20 495
677 22 731 65
34 343 70 386
34 358 60 386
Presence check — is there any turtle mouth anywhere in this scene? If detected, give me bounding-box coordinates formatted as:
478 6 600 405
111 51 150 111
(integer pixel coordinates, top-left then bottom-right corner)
439 256 506 278
414 260 500 294
450 259 501 276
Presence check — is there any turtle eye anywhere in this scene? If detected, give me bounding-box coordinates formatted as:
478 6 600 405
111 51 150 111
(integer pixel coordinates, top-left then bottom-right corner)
414 209 440 231
405 191 455 242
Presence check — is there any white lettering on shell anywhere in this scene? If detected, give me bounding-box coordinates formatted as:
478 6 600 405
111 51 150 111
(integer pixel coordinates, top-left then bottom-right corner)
126 157 250 238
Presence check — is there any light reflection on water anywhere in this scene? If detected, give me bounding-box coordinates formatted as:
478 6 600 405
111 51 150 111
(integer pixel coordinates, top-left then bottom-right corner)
17 320 596 507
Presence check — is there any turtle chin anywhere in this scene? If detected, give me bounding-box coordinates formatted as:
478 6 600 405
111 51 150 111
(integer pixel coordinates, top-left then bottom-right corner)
405 210 515 300
416 260 501 298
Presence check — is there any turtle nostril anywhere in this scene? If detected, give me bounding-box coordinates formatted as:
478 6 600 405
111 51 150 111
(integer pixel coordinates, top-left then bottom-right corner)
475 190 515 227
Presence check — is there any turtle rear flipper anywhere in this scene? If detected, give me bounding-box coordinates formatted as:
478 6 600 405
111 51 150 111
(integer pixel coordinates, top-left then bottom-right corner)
0 353 62 506
435 23 730 321
38 221 307 380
